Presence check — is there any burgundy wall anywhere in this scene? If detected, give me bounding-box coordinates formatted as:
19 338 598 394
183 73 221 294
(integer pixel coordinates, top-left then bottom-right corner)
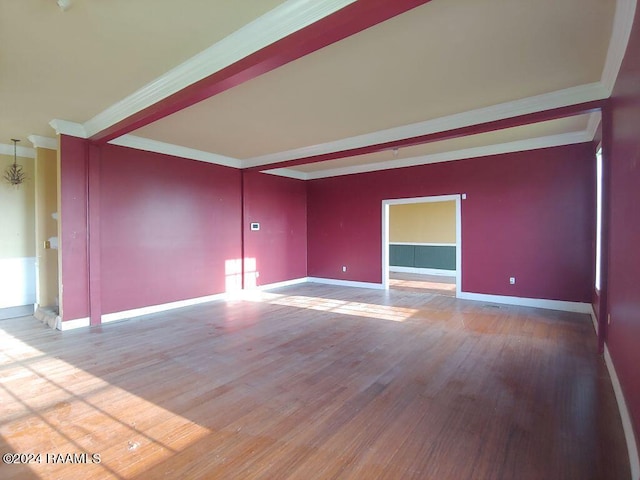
59 136 90 321
242 171 307 286
58 141 307 321
607 5 640 451
308 144 595 303
99 145 242 315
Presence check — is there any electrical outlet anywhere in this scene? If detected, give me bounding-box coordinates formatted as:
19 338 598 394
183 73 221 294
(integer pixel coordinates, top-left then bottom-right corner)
342 266 347 272
509 277 516 285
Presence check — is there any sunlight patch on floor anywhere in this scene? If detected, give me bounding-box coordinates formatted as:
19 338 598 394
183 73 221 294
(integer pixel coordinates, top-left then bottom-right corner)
242 292 419 322
389 278 456 292
0 328 212 479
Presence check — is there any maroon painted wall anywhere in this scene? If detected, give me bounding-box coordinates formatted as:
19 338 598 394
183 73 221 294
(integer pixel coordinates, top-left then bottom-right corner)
58 141 307 321
243 172 307 287
99 144 242 315
59 136 90 321
607 5 640 451
308 144 595 303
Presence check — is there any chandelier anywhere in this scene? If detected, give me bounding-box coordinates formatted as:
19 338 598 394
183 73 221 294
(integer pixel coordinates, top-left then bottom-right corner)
4 139 26 186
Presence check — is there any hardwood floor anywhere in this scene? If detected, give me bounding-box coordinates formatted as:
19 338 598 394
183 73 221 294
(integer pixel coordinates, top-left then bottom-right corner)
389 272 456 296
0 283 630 479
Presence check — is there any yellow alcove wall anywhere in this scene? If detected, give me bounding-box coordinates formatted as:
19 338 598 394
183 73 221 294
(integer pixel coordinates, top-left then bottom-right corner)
389 201 456 244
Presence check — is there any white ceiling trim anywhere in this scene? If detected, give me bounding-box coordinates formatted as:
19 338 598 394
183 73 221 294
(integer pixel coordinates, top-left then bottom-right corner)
27 135 58 150
270 130 593 181
82 0 358 139
262 168 309 180
586 111 603 140
601 0 638 94
0 143 36 159
243 82 608 169
50 119 87 138
108 135 241 168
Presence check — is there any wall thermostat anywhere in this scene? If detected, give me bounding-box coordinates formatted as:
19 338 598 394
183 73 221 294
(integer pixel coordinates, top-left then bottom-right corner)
250 222 260 231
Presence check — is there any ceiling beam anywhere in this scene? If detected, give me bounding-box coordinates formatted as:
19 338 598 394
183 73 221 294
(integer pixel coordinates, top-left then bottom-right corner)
249 100 605 172
89 0 432 144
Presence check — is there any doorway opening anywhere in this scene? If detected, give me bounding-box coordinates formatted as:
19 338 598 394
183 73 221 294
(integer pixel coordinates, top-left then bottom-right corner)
382 194 462 296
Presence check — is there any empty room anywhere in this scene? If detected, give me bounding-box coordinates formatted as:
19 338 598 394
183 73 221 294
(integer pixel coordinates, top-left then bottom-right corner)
1 1 639 479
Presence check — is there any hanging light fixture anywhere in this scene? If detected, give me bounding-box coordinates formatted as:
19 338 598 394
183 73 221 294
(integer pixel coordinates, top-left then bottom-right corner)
4 139 27 186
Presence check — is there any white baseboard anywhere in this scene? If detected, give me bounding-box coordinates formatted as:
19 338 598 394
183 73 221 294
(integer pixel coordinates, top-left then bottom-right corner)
307 277 384 290
590 304 599 334
389 266 456 276
56 279 309 330
58 317 90 331
604 345 640 480
0 304 35 320
457 291 592 313
101 292 228 324
255 277 309 291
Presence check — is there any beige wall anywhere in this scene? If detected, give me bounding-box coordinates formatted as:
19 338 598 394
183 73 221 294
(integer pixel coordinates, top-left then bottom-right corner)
0 152 36 308
389 201 456 243
0 153 35 258
35 148 59 307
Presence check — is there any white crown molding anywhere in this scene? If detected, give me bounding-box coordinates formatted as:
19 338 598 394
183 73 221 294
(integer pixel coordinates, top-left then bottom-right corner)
82 0 357 138
601 0 638 94
49 119 87 138
0 143 36 159
244 83 608 169
261 167 309 180
586 111 603 141
294 130 592 180
108 135 241 168
27 135 58 150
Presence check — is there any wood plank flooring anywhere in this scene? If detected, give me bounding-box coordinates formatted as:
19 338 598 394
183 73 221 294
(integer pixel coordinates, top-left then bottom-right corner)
0 283 630 479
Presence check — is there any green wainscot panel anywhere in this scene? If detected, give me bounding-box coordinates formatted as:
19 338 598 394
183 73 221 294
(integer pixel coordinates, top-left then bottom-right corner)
414 245 456 270
389 245 415 267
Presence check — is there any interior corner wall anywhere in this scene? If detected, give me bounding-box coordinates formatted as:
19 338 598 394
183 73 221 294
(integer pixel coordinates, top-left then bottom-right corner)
607 2 640 458
34 147 59 309
307 143 595 303
58 135 89 321
242 171 307 287
99 144 242 315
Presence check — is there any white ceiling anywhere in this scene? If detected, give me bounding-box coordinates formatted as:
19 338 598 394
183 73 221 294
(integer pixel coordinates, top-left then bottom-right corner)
0 0 630 179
